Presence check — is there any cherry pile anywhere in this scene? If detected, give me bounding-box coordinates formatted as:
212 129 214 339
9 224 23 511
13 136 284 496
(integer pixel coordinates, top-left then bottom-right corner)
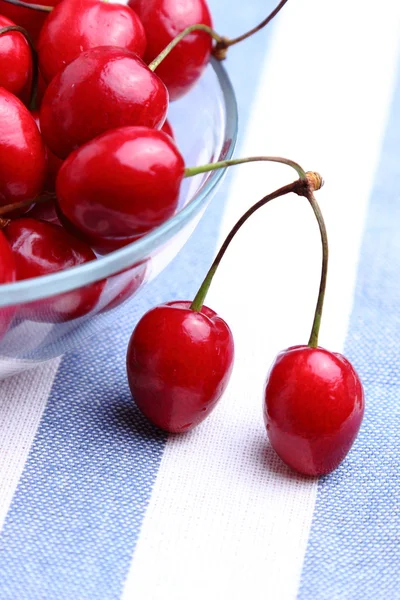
0 0 364 477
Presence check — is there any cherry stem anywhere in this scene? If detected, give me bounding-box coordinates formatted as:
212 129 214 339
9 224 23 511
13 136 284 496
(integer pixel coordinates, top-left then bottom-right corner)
216 0 289 52
185 156 307 181
306 190 328 348
148 0 288 69
148 24 224 71
0 26 38 111
190 178 307 312
0 193 54 217
0 0 52 11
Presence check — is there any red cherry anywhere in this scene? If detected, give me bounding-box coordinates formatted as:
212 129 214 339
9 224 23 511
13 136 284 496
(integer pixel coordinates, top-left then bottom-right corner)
0 15 32 101
31 110 63 193
39 46 168 159
0 88 45 209
4 218 105 322
0 0 59 44
0 230 16 339
264 345 364 476
38 0 146 84
127 301 234 433
129 0 212 100
161 118 174 139
56 126 185 246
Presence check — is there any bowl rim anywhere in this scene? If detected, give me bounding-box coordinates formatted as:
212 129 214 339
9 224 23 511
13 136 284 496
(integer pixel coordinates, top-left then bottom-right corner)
0 58 238 309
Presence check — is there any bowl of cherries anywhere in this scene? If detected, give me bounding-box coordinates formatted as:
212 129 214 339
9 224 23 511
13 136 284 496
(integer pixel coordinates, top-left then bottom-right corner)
0 0 365 478
0 0 254 378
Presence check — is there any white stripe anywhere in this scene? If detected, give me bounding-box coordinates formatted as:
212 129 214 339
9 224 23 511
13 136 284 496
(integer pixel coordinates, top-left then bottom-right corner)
0 359 60 532
124 1 400 598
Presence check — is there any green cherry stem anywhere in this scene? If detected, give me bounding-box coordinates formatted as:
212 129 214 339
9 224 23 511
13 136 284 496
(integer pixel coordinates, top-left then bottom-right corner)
306 189 329 348
185 156 307 181
190 177 309 312
148 24 224 71
148 0 289 70
0 25 38 110
190 171 326 347
0 0 51 11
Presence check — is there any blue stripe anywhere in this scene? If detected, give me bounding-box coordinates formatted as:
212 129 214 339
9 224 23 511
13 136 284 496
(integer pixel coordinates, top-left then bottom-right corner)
0 3 277 598
299 55 400 599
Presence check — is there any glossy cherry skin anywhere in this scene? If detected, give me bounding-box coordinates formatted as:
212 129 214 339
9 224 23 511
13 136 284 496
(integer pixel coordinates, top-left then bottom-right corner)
0 0 59 44
0 14 32 102
4 218 105 322
129 0 212 100
264 346 364 476
56 126 185 247
0 88 46 208
38 0 146 83
40 46 169 159
127 301 234 433
0 230 16 339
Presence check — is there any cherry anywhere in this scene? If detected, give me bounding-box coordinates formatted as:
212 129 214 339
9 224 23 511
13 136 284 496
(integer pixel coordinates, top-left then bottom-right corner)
131 0 290 101
0 16 32 101
263 175 364 476
56 126 185 248
37 0 147 84
31 110 63 193
0 88 45 209
0 230 16 339
55 150 306 256
0 0 58 44
39 46 168 159
264 346 364 476
4 218 104 322
129 0 212 101
127 301 234 433
125 165 309 434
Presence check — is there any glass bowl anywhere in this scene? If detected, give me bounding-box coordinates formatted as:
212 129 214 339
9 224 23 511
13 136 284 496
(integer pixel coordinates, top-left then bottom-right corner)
0 58 238 379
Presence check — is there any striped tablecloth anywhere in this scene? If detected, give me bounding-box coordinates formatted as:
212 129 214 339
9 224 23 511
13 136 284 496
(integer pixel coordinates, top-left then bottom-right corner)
1 1 400 598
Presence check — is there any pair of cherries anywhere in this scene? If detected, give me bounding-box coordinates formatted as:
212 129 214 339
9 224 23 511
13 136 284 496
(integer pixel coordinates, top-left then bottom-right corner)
126 171 365 477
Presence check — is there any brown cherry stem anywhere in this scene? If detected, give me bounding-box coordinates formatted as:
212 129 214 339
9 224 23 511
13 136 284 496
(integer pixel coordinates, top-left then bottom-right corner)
0 25 38 110
0 0 51 11
149 0 289 70
191 171 325 334
0 193 55 217
185 156 307 181
213 0 289 59
190 177 307 312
